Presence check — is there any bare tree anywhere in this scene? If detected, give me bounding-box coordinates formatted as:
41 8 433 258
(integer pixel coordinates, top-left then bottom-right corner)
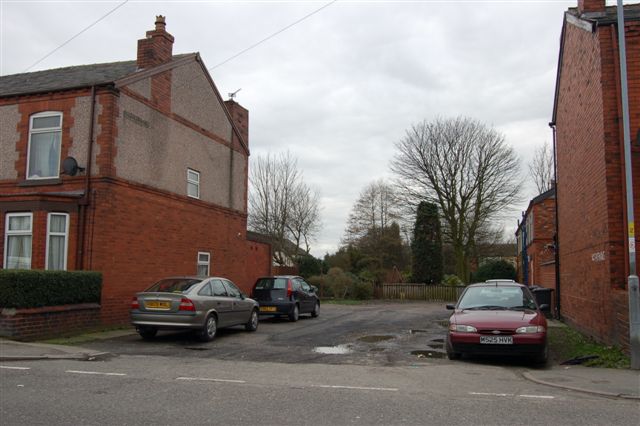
390 117 521 282
248 151 321 265
343 179 402 244
529 141 554 194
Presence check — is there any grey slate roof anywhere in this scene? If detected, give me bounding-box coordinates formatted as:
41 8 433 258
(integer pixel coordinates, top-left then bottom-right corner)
0 60 137 97
0 54 193 98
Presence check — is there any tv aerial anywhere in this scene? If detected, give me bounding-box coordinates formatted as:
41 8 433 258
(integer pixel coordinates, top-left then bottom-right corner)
228 88 242 100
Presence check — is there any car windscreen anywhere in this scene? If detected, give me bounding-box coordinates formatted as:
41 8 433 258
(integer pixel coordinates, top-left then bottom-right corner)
146 278 202 293
458 286 536 310
254 278 288 290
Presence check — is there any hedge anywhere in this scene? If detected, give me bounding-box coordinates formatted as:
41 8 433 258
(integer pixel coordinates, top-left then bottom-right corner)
0 270 102 309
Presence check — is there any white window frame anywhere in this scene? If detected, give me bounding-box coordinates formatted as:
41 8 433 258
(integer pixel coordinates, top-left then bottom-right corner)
46 212 69 271
187 168 200 199
3 212 33 269
26 111 63 180
197 251 210 276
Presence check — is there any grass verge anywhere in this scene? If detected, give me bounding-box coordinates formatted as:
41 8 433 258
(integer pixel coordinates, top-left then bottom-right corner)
548 325 630 368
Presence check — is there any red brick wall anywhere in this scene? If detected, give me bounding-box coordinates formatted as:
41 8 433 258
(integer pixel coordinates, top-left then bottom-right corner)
555 14 640 348
0 304 101 341
83 179 270 324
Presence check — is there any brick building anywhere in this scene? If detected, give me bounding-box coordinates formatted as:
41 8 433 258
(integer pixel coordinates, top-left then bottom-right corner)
0 17 271 324
552 0 639 348
515 188 557 310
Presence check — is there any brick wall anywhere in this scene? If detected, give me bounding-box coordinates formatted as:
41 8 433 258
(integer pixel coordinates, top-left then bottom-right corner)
555 11 640 348
0 304 101 341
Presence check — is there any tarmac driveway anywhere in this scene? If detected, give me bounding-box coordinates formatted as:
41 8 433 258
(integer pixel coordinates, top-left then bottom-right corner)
82 302 452 366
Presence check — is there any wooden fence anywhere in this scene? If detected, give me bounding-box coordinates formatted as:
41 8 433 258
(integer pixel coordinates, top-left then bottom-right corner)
378 284 466 302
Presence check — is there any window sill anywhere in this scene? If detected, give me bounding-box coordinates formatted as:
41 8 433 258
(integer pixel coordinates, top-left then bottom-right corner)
18 178 63 187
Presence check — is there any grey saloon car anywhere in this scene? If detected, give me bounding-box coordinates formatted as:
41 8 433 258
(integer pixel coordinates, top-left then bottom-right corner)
130 276 259 341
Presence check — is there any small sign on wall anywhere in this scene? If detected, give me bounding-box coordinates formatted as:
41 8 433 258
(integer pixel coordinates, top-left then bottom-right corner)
591 251 605 262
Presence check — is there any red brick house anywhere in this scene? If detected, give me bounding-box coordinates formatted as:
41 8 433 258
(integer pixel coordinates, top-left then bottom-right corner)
515 188 557 310
552 0 639 348
0 16 271 324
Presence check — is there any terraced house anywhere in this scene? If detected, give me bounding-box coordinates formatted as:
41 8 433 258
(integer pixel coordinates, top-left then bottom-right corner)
552 0 639 349
0 17 271 323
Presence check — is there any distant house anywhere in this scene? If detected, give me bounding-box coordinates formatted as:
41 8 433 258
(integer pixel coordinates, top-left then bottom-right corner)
515 188 557 309
0 16 271 324
551 0 639 349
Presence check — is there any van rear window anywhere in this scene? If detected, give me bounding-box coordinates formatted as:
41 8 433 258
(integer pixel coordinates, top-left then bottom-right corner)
254 278 288 290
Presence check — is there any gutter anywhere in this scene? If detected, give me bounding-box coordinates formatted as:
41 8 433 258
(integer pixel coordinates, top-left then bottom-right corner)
549 121 561 319
76 85 97 270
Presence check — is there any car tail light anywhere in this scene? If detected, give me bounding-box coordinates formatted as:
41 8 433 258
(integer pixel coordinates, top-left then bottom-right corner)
131 296 139 310
179 298 196 311
287 280 294 299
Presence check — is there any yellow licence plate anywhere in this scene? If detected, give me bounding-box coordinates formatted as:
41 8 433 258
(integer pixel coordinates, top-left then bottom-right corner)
259 306 277 312
145 301 170 309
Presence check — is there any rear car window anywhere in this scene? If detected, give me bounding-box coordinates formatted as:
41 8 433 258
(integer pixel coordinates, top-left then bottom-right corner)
254 278 289 290
146 278 201 293
458 286 535 309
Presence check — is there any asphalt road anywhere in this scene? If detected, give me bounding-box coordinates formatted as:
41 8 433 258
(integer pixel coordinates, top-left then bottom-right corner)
81 302 453 366
2 303 639 425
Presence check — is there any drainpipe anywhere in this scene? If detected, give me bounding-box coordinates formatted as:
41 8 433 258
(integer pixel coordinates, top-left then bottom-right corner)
76 85 97 270
549 121 561 319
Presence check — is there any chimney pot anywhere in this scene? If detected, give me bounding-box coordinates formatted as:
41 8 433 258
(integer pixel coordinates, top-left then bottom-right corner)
155 15 166 31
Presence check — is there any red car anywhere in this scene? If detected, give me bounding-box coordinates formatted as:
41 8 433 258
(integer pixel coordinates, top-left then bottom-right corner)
445 280 548 363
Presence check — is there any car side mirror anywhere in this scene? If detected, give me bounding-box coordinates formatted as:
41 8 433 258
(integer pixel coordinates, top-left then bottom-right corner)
239 293 246 300
539 303 549 311
310 285 317 293
446 304 456 310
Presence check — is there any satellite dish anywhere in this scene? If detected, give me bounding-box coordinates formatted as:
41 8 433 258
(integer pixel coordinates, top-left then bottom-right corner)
62 157 85 176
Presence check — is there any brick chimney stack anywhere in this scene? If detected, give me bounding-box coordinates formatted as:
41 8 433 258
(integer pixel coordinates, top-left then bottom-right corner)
137 15 174 69
578 0 606 14
224 100 249 148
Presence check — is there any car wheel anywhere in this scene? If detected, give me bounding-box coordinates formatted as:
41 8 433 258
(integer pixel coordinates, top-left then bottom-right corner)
535 344 549 365
446 339 461 360
311 301 320 318
198 315 217 342
138 327 157 340
245 309 259 332
288 304 299 322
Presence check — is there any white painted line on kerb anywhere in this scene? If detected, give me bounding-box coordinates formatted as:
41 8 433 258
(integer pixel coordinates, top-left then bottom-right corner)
469 392 554 400
176 377 246 384
0 366 31 370
313 385 399 392
66 370 126 376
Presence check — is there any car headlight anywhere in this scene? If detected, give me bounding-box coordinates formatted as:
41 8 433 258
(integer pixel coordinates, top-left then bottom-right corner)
515 326 546 334
449 324 477 333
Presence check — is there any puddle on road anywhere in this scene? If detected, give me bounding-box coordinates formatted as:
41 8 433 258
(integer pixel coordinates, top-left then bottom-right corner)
184 346 210 351
358 335 395 343
427 343 444 349
369 348 385 353
430 338 444 343
437 320 450 328
410 329 428 334
313 344 353 355
411 350 445 359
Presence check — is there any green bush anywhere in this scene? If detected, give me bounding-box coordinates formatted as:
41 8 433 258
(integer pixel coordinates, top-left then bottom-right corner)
0 270 102 308
471 260 517 283
442 274 464 286
351 281 373 300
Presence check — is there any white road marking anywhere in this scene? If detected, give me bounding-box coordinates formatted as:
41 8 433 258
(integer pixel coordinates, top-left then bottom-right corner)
469 392 555 400
470 392 513 397
0 366 31 370
518 394 555 399
65 370 126 376
313 385 399 392
176 377 246 384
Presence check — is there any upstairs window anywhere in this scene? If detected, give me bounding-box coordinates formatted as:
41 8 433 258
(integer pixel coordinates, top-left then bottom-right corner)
4 213 32 269
187 169 200 199
27 112 62 179
46 213 69 270
197 251 210 276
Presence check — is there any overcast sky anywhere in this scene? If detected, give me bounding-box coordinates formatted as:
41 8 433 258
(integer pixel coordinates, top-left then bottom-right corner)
2 0 628 257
